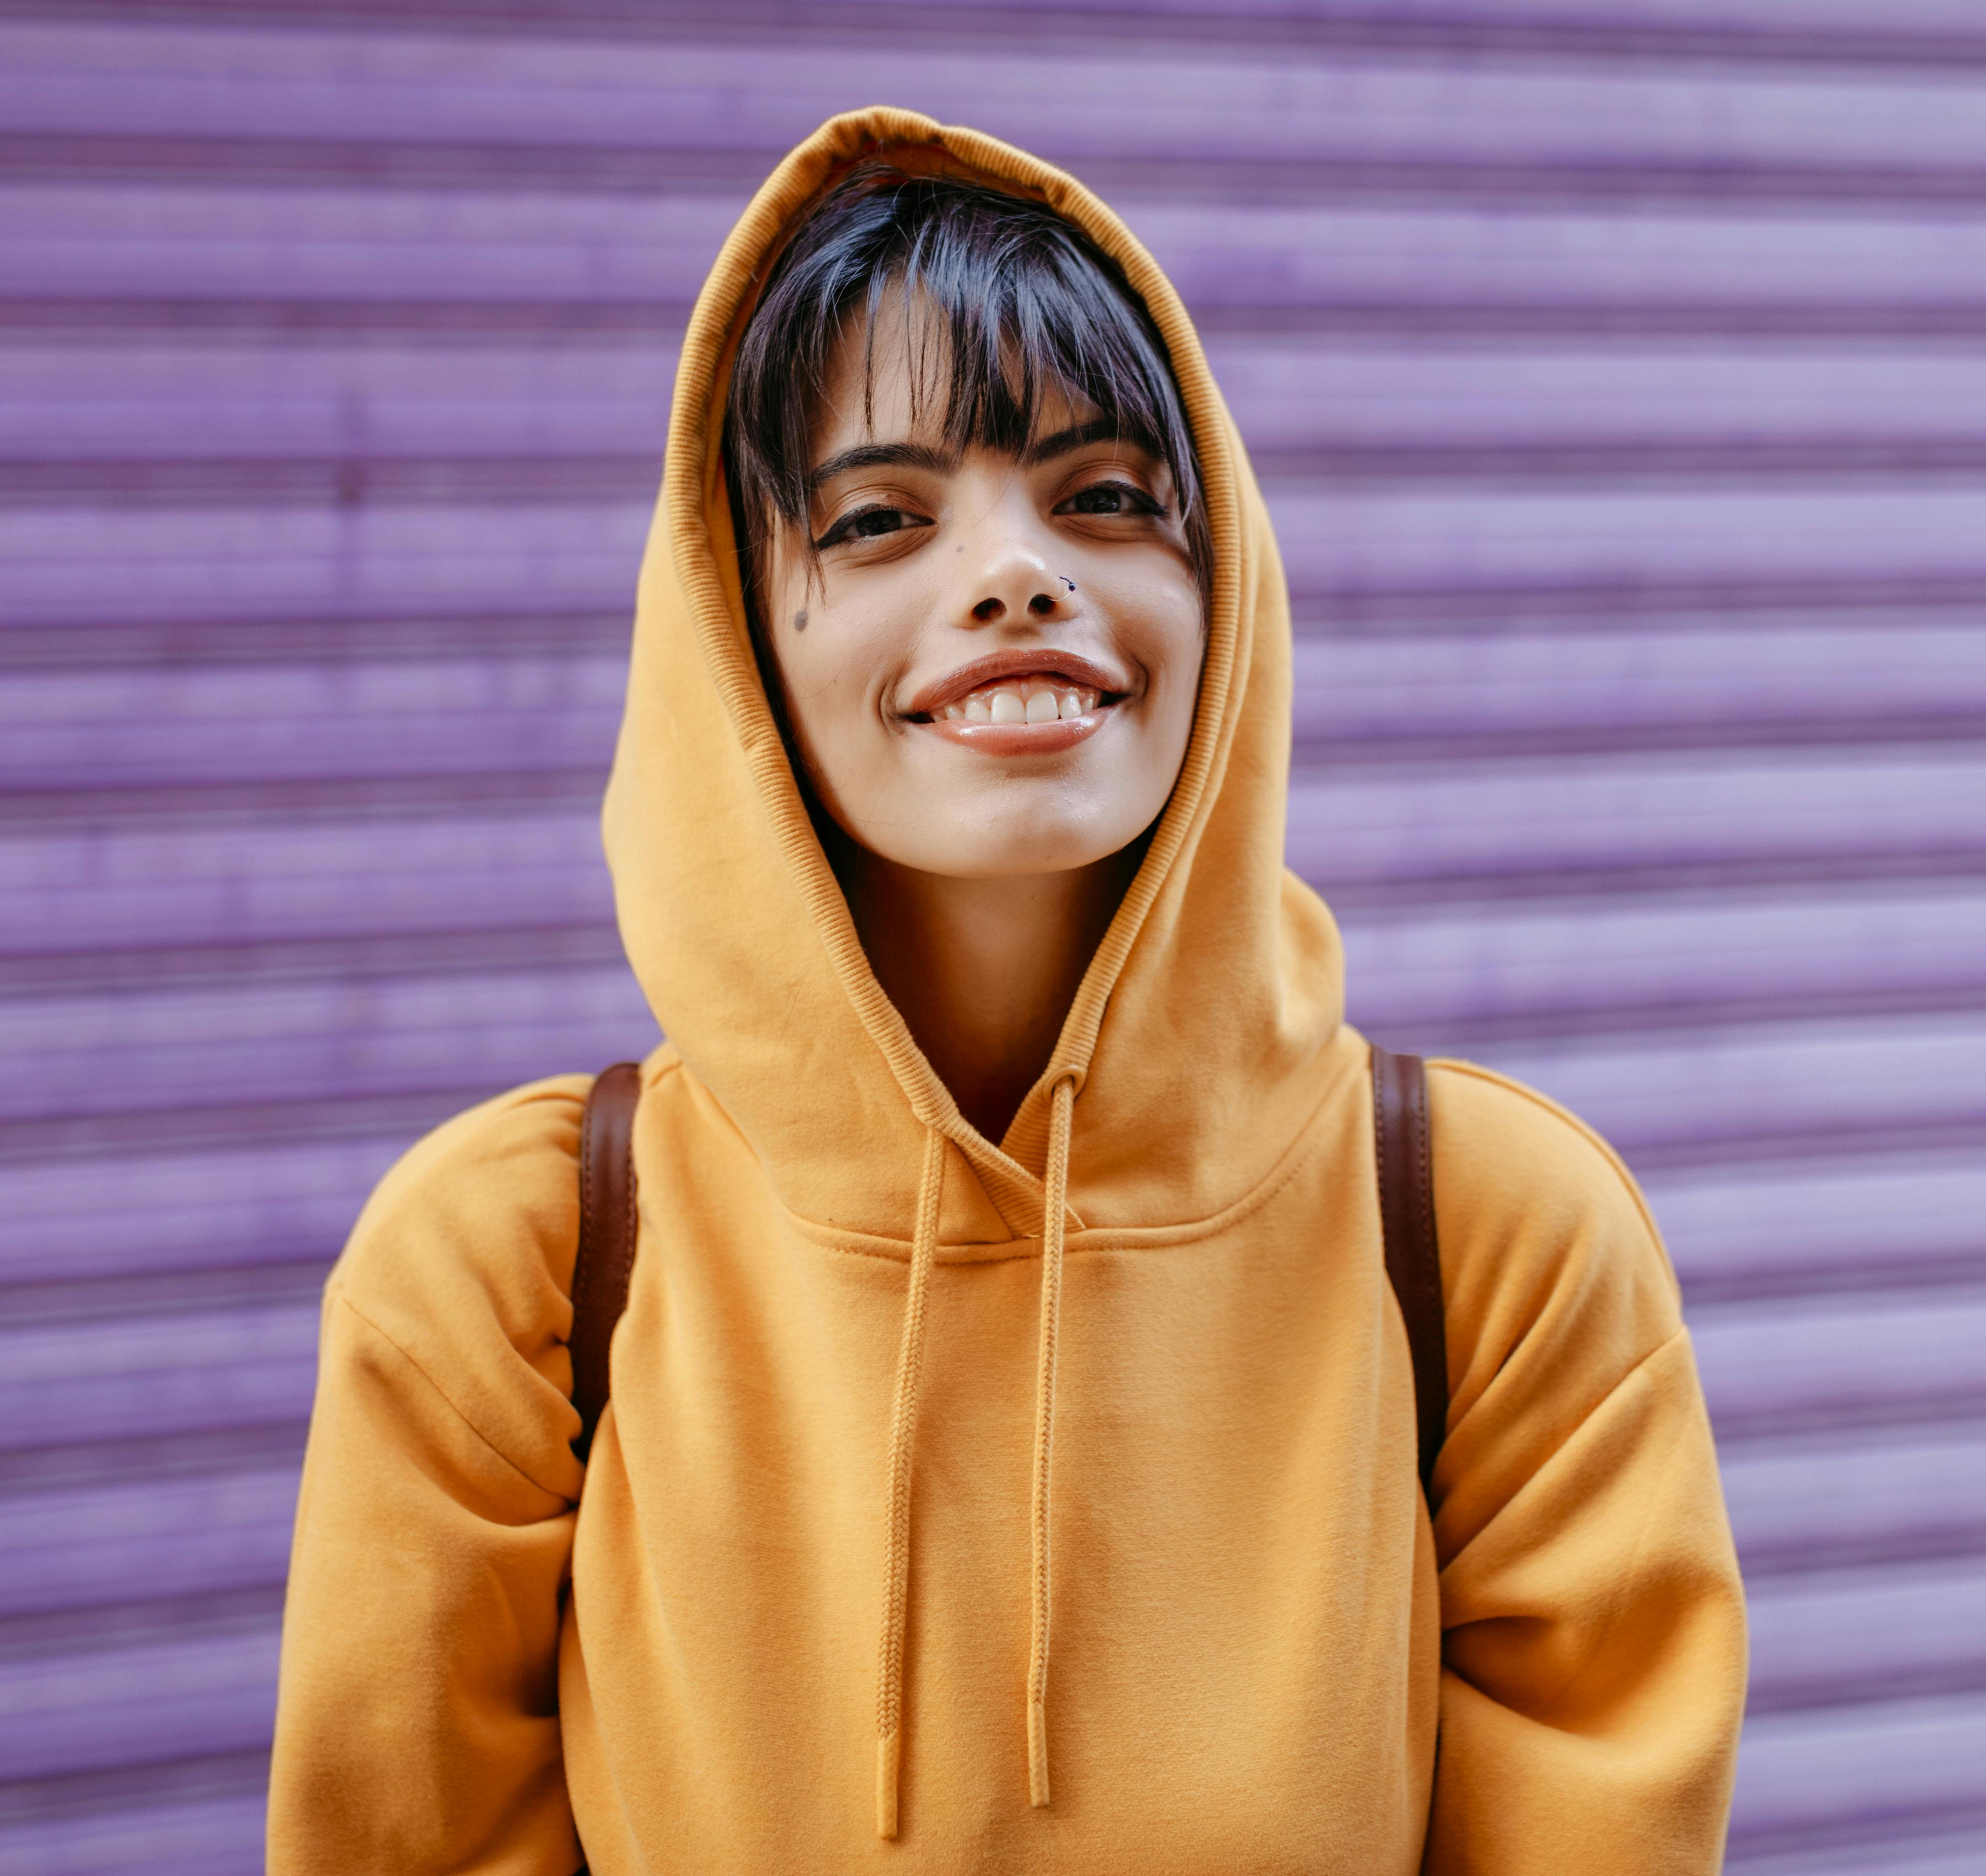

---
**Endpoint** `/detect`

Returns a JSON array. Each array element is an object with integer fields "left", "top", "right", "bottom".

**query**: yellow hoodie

[{"left": 269, "top": 110, "right": 1745, "bottom": 1875}]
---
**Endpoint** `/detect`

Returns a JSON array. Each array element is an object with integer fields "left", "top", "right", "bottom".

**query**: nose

[{"left": 963, "top": 548, "right": 1075, "bottom": 628}]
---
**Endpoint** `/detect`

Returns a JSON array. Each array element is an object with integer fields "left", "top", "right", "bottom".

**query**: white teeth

[{"left": 938, "top": 678, "right": 1104, "bottom": 726}]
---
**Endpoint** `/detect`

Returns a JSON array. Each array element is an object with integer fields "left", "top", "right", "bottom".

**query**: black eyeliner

[
  {"left": 813, "top": 504, "right": 927, "bottom": 550},
  {"left": 1059, "top": 478, "right": 1165, "bottom": 516}
]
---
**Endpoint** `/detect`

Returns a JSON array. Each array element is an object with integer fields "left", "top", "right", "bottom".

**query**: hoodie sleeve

[
  {"left": 267, "top": 1078, "right": 593, "bottom": 1876},
  {"left": 1421, "top": 1062, "right": 1746, "bottom": 1876}
]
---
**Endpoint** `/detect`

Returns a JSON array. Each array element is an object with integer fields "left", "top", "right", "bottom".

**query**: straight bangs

[{"left": 724, "top": 164, "right": 1209, "bottom": 604}]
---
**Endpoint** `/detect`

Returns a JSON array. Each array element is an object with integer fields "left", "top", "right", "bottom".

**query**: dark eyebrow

[
  {"left": 1022, "top": 417, "right": 1137, "bottom": 467},
  {"left": 804, "top": 440, "right": 956, "bottom": 494}
]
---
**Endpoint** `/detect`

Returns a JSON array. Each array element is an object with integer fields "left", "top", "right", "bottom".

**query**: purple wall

[{"left": 4, "top": 5, "right": 1984, "bottom": 1870}]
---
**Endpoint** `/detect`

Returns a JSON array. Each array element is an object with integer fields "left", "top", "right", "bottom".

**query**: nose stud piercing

[{"left": 1002, "top": 579, "right": 1080, "bottom": 622}]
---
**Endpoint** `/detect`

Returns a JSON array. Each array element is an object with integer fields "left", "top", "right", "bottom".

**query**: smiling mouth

[
  {"left": 904, "top": 663, "right": 1122, "bottom": 755},
  {"left": 929, "top": 674, "right": 1102, "bottom": 725},
  {"left": 903, "top": 648, "right": 1125, "bottom": 739}
]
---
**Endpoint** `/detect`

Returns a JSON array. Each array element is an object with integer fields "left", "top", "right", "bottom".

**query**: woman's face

[{"left": 759, "top": 302, "right": 1205, "bottom": 882}]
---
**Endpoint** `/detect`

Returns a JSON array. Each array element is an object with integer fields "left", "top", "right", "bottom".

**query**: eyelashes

[
  {"left": 1055, "top": 479, "right": 1164, "bottom": 518},
  {"left": 813, "top": 476, "right": 1167, "bottom": 550},
  {"left": 810, "top": 505, "right": 925, "bottom": 548},
  {"left": 811, "top": 503, "right": 932, "bottom": 551}
]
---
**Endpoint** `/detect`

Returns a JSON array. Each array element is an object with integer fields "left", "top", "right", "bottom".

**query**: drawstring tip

[
  {"left": 1028, "top": 1700, "right": 1051, "bottom": 1808},
  {"left": 876, "top": 1730, "right": 902, "bottom": 1839}
]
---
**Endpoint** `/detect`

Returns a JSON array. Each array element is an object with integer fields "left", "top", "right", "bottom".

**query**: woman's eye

[
  {"left": 1059, "top": 481, "right": 1158, "bottom": 518},
  {"left": 815, "top": 504, "right": 925, "bottom": 549}
]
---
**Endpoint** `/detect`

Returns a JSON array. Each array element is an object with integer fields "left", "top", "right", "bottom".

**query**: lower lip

[{"left": 919, "top": 711, "right": 1107, "bottom": 755}]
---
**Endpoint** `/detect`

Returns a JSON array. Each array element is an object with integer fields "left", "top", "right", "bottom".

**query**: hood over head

[
  {"left": 601, "top": 107, "right": 1353, "bottom": 1836},
  {"left": 606, "top": 106, "right": 1344, "bottom": 1236}
]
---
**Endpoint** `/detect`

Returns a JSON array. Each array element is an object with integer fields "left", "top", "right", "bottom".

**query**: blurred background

[{"left": 3, "top": 2, "right": 1984, "bottom": 1870}]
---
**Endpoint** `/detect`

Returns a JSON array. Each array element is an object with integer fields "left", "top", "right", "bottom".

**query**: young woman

[{"left": 269, "top": 110, "right": 1744, "bottom": 1874}]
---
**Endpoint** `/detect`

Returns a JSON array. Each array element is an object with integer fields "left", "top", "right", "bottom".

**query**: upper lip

[{"left": 903, "top": 647, "right": 1127, "bottom": 718}]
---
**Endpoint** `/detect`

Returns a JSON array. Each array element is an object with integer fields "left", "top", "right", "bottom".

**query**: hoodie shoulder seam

[
  {"left": 1441, "top": 1320, "right": 1697, "bottom": 1659},
  {"left": 329, "top": 1287, "right": 576, "bottom": 1505}
]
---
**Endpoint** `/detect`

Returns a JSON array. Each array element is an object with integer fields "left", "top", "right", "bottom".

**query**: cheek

[
  {"left": 770, "top": 631, "right": 861, "bottom": 772},
  {"left": 762, "top": 584, "right": 908, "bottom": 781},
  {"left": 1119, "top": 568, "right": 1207, "bottom": 720}
]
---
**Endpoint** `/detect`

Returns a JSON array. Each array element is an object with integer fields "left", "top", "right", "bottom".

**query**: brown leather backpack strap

[
  {"left": 1372, "top": 1045, "right": 1448, "bottom": 1496},
  {"left": 570, "top": 1061, "right": 643, "bottom": 1462}
]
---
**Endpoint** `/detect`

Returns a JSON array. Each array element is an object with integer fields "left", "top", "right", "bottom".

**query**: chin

[{"left": 879, "top": 809, "right": 1131, "bottom": 882}]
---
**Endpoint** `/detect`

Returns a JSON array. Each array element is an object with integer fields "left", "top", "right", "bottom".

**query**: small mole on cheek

[{"left": 792, "top": 609, "right": 807, "bottom": 633}]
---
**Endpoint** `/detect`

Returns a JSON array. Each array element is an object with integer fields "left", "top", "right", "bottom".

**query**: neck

[{"left": 840, "top": 845, "right": 1136, "bottom": 1144}]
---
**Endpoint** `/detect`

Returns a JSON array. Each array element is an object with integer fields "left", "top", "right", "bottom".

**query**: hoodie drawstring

[
  {"left": 874, "top": 1074, "right": 1080, "bottom": 1838},
  {"left": 877, "top": 1124, "right": 945, "bottom": 1839},
  {"left": 1028, "top": 1073, "right": 1077, "bottom": 1808}
]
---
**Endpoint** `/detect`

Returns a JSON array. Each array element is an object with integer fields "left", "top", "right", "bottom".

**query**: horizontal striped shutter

[{"left": 3, "top": 6, "right": 1982, "bottom": 1870}]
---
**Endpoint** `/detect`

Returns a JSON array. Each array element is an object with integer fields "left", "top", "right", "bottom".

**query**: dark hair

[{"left": 722, "top": 164, "right": 1210, "bottom": 611}]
